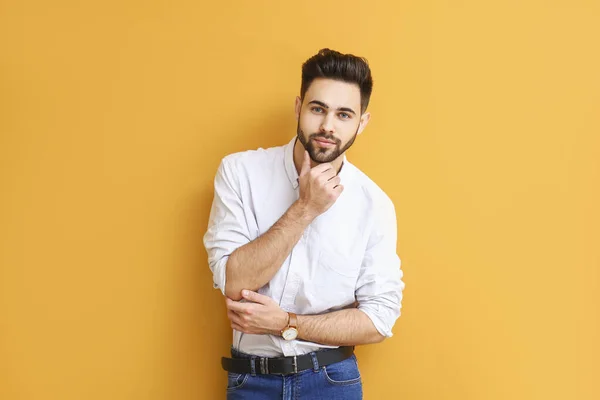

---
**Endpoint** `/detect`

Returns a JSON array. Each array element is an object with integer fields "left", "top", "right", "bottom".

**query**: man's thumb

[{"left": 300, "top": 150, "right": 311, "bottom": 177}]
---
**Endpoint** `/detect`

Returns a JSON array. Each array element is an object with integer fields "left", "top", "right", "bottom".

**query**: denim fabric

[{"left": 226, "top": 348, "right": 363, "bottom": 400}]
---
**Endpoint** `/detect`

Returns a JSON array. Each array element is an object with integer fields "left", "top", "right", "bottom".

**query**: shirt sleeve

[
  {"left": 356, "top": 198, "right": 405, "bottom": 337},
  {"left": 203, "top": 157, "right": 252, "bottom": 295}
]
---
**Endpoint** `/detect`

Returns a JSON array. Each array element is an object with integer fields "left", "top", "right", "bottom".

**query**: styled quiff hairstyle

[{"left": 300, "top": 48, "right": 373, "bottom": 114}]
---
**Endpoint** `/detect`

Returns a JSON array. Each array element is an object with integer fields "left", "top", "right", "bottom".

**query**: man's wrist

[
  {"left": 292, "top": 200, "right": 317, "bottom": 223},
  {"left": 274, "top": 310, "right": 290, "bottom": 336}
]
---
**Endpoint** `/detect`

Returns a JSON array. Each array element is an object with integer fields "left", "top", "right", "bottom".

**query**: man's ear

[
  {"left": 295, "top": 96, "right": 302, "bottom": 121},
  {"left": 357, "top": 112, "right": 371, "bottom": 135}
]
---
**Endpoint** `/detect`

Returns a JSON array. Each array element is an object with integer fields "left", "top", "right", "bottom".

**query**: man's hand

[
  {"left": 226, "top": 290, "right": 289, "bottom": 336},
  {"left": 297, "top": 150, "right": 343, "bottom": 218}
]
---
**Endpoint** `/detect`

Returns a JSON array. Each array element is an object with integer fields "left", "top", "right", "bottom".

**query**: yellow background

[{"left": 1, "top": 1, "right": 598, "bottom": 399}]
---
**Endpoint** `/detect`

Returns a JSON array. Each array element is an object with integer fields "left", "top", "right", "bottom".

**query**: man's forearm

[
  {"left": 225, "top": 200, "right": 313, "bottom": 300},
  {"left": 296, "top": 309, "right": 385, "bottom": 346}
]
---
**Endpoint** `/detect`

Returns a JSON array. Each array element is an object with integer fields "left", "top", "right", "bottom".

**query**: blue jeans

[{"left": 226, "top": 348, "right": 363, "bottom": 400}]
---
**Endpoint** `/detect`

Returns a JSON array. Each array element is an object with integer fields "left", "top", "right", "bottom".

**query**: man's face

[{"left": 295, "top": 78, "right": 370, "bottom": 164}]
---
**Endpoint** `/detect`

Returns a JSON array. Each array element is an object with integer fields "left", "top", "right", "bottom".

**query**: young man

[{"left": 203, "top": 48, "right": 405, "bottom": 399}]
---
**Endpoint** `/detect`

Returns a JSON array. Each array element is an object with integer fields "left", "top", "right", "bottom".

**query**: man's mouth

[{"left": 313, "top": 137, "right": 336, "bottom": 147}]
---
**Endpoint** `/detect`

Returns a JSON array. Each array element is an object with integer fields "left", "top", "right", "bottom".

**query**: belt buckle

[
  {"left": 292, "top": 355, "right": 298, "bottom": 374},
  {"left": 259, "top": 357, "right": 269, "bottom": 374}
]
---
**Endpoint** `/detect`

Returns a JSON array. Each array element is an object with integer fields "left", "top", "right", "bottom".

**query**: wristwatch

[{"left": 281, "top": 312, "right": 298, "bottom": 341}]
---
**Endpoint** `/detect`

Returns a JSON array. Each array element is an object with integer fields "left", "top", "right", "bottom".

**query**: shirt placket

[{"left": 278, "top": 224, "right": 311, "bottom": 356}]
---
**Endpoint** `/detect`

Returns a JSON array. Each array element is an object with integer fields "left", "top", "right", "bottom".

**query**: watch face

[{"left": 282, "top": 328, "right": 298, "bottom": 341}]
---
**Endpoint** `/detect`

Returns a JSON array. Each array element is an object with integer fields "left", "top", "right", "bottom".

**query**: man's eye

[
  {"left": 312, "top": 107, "right": 323, "bottom": 113},
  {"left": 339, "top": 113, "right": 350, "bottom": 119}
]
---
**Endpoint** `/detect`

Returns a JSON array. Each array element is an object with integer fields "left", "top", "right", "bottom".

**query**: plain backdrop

[{"left": 1, "top": 1, "right": 598, "bottom": 399}]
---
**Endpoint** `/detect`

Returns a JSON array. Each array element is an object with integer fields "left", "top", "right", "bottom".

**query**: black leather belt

[{"left": 222, "top": 346, "right": 354, "bottom": 375}]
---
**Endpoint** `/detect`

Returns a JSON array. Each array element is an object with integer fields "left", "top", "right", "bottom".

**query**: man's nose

[{"left": 320, "top": 113, "right": 335, "bottom": 134}]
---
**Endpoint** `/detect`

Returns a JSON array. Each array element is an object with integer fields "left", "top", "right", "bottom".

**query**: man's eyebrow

[{"left": 308, "top": 100, "right": 357, "bottom": 116}]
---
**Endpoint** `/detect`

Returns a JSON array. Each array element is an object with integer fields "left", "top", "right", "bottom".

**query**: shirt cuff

[
  {"left": 357, "top": 304, "right": 397, "bottom": 338},
  {"left": 212, "top": 257, "right": 228, "bottom": 296}
]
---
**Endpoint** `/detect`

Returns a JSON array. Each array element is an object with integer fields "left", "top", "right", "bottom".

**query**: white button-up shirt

[{"left": 203, "top": 136, "right": 405, "bottom": 357}]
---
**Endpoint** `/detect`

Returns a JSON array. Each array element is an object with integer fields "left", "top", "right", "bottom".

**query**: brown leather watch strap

[
  {"left": 280, "top": 313, "right": 291, "bottom": 335},
  {"left": 288, "top": 312, "right": 297, "bottom": 328}
]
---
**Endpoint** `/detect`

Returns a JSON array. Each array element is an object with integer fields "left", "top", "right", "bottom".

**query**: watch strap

[{"left": 288, "top": 312, "right": 297, "bottom": 329}]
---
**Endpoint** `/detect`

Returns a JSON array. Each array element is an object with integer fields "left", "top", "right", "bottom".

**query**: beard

[{"left": 296, "top": 122, "right": 359, "bottom": 164}]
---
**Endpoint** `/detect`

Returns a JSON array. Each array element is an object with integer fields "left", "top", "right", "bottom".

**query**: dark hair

[{"left": 300, "top": 48, "right": 373, "bottom": 114}]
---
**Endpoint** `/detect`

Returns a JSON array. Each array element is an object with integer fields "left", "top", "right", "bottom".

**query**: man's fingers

[
  {"left": 326, "top": 176, "right": 341, "bottom": 187},
  {"left": 333, "top": 184, "right": 344, "bottom": 194},
  {"left": 311, "top": 162, "right": 334, "bottom": 175},
  {"left": 226, "top": 298, "right": 251, "bottom": 313},
  {"left": 227, "top": 309, "right": 243, "bottom": 325},
  {"left": 241, "top": 290, "right": 271, "bottom": 305},
  {"left": 300, "top": 151, "right": 311, "bottom": 177},
  {"left": 322, "top": 169, "right": 337, "bottom": 182},
  {"left": 228, "top": 309, "right": 252, "bottom": 333}
]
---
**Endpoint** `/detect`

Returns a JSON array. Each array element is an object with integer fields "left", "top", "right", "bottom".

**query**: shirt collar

[
  {"left": 283, "top": 136, "right": 351, "bottom": 190},
  {"left": 284, "top": 136, "right": 300, "bottom": 189}
]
